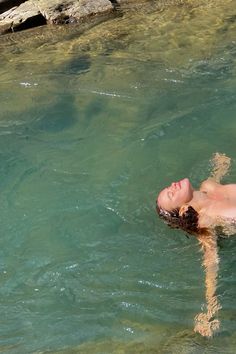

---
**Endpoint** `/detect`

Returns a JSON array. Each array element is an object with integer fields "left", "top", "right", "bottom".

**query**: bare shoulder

[
  {"left": 199, "top": 205, "right": 236, "bottom": 231},
  {"left": 200, "top": 179, "right": 220, "bottom": 193}
]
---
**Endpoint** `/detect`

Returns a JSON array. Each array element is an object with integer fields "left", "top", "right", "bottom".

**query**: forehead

[{"left": 157, "top": 188, "right": 169, "bottom": 207}]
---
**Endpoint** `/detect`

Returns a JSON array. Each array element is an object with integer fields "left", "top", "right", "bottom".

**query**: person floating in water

[{"left": 156, "top": 153, "right": 234, "bottom": 338}]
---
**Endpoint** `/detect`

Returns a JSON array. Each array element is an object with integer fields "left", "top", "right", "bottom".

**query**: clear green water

[{"left": 1, "top": 1, "right": 236, "bottom": 353}]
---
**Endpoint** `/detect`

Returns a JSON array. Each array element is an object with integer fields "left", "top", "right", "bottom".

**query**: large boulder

[
  {"left": 0, "top": 0, "right": 114, "bottom": 34},
  {"left": 0, "top": 0, "right": 27, "bottom": 14},
  {"left": 38, "top": 0, "right": 114, "bottom": 24},
  {"left": 0, "top": 1, "right": 45, "bottom": 33}
]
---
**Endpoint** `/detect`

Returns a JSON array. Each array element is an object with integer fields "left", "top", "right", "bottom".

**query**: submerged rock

[{"left": 0, "top": 0, "right": 114, "bottom": 34}]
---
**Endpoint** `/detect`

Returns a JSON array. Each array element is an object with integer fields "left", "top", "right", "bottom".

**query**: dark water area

[{"left": 0, "top": 0, "right": 236, "bottom": 353}]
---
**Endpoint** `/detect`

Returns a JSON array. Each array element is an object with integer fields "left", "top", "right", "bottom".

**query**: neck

[{"left": 189, "top": 190, "right": 209, "bottom": 213}]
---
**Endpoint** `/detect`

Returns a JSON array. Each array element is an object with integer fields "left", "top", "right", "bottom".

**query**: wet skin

[
  {"left": 157, "top": 178, "right": 236, "bottom": 224},
  {"left": 157, "top": 178, "right": 194, "bottom": 211},
  {"left": 156, "top": 154, "right": 236, "bottom": 338}
]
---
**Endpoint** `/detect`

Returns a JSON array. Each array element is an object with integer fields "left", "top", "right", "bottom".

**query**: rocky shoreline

[{"left": 0, "top": 0, "right": 153, "bottom": 35}]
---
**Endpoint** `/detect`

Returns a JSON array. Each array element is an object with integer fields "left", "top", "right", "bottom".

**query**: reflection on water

[{"left": 0, "top": 0, "right": 236, "bottom": 353}]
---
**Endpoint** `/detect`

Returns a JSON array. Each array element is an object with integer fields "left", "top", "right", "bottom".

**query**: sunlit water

[{"left": 0, "top": 1, "right": 236, "bottom": 353}]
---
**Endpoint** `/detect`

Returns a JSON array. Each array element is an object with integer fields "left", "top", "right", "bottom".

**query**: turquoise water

[{"left": 1, "top": 1, "right": 236, "bottom": 353}]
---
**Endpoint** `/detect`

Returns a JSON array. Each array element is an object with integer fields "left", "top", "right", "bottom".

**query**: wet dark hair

[{"left": 156, "top": 203, "right": 209, "bottom": 236}]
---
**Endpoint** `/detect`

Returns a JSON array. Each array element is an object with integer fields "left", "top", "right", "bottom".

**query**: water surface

[{"left": 0, "top": 1, "right": 236, "bottom": 353}]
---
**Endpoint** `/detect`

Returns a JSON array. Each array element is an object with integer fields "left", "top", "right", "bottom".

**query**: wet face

[{"left": 157, "top": 178, "right": 194, "bottom": 211}]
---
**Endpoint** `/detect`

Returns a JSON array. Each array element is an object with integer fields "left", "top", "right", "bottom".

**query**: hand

[
  {"left": 194, "top": 312, "right": 220, "bottom": 337},
  {"left": 211, "top": 152, "right": 231, "bottom": 182}
]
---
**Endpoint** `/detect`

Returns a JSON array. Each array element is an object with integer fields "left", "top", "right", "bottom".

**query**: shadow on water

[
  {"left": 63, "top": 55, "right": 91, "bottom": 75},
  {"left": 32, "top": 94, "right": 77, "bottom": 133},
  {"left": 30, "top": 55, "right": 92, "bottom": 133}
]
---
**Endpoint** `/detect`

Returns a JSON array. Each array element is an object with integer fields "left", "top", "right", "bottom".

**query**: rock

[
  {"left": 0, "top": 0, "right": 26, "bottom": 14},
  {"left": 112, "top": 0, "right": 148, "bottom": 6},
  {"left": 38, "top": 0, "right": 114, "bottom": 24},
  {"left": 0, "top": 1, "right": 45, "bottom": 33},
  {"left": 0, "top": 0, "right": 114, "bottom": 34}
]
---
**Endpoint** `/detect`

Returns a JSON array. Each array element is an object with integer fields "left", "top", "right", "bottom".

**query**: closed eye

[{"left": 167, "top": 191, "right": 173, "bottom": 200}]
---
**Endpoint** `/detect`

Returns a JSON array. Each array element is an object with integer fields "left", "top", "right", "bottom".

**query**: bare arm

[
  {"left": 210, "top": 152, "right": 231, "bottom": 183},
  {"left": 194, "top": 233, "right": 221, "bottom": 337}
]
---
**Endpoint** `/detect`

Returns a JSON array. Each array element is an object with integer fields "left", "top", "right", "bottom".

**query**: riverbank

[{"left": 0, "top": 0, "right": 196, "bottom": 35}]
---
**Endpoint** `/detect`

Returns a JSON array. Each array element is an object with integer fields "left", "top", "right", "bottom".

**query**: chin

[{"left": 181, "top": 178, "right": 189, "bottom": 185}]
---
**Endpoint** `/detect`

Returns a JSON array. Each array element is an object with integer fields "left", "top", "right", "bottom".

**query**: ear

[{"left": 179, "top": 204, "right": 189, "bottom": 216}]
